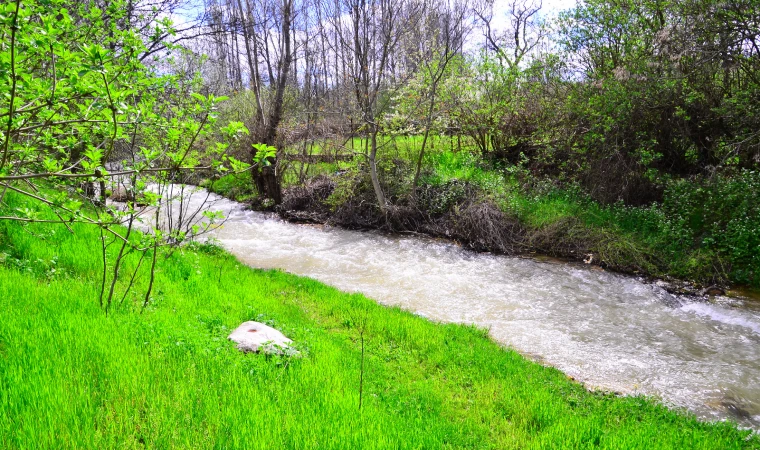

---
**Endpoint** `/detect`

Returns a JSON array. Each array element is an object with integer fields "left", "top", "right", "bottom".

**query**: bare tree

[
  {"left": 474, "top": 0, "right": 546, "bottom": 69},
  {"left": 202, "top": 0, "right": 297, "bottom": 203},
  {"left": 329, "top": 0, "right": 417, "bottom": 210},
  {"left": 411, "top": 0, "right": 469, "bottom": 188},
  {"left": 225, "top": 0, "right": 296, "bottom": 204}
]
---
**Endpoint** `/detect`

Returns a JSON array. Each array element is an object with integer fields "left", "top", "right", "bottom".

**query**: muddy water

[{"left": 145, "top": 186, "right": 760, "bottom": 428}]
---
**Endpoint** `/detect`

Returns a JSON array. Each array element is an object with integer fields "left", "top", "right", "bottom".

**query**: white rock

[{"left": 228, "top": 321, "right": 296, "bottom": 355}]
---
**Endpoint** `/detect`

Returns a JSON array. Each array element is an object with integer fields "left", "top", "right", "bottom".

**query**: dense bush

[{"left": 661, "top": 171, "right": 760, "bottom": 284}]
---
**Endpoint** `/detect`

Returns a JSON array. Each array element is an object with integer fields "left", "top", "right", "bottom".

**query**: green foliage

[
  {"left": 0, "top": 0, "right": 246, "bottom": 227},
  {"left": 205, "top": 172, "right": 257, "bottom": 202},
  {"left": 325, "top": 166, "right": 365, "bottom": 210},
  {"left": 415, "top": 180, "right": 469, "bottom": 216},
  {"left": 660, "top": 171, "right": 760, "bottom": 284},
  {"left": 252, "top": 143, "right": 277, "bottom": 166},
  {"left": 546, "top": 0, "right": 760, "bottom": 203}
]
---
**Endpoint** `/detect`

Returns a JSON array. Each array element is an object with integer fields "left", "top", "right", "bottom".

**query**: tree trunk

[
  {"left": 249, "top": 0, "right": 293, "bottom": 206},
  {"left": 368, "top": 128, "right": 386, "bottom": 209}
]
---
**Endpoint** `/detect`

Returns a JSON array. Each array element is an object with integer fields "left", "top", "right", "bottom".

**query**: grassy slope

[{"left": 2, "top": 195, "right": 757, "bottom": 449}]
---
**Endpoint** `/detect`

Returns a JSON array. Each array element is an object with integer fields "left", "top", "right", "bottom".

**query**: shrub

[{"left": 661, "top": 170, "right": 760, "bottom": 285}]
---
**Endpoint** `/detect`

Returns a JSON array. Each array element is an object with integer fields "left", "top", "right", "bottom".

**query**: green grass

[
  {"left": 202, "top": 173, "right": 257, "bottom": 202},
  {"left": 279, "top": 134, "right": 458, "bottom": 188},
  {"left": 0, "top": 193, "right": 758, "bottom": 449}
]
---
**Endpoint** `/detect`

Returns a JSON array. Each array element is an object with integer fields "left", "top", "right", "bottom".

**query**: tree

[
  {"left": 554, "top": 0, "right": 760, "bottom": 203},
  {"left": 474, "top": 0, "right": 547, "bottom": 70},
  {"left": 389, "top": 1, "right": 468, "bottom": 188},
  {"left": 329, "top": 0, "right": 418, "bottom": 210},
  {"left": 0, "top": 0, "right": 250, "bottom": 312},
  {"left": 213, "top": 0, "right": 297, "bottom": 205}
]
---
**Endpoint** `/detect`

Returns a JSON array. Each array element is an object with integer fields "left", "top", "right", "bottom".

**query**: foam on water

[{"left": 680, "top": 302, "right": 760, "bottom": 336}]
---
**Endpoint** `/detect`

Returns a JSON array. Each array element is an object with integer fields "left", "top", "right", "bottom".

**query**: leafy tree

[
  {"left": 0, "top": 0, "right": 249, "bottom": 311},
  {"left": 550, "top": 0, "right": 760, "bottom": 203}
]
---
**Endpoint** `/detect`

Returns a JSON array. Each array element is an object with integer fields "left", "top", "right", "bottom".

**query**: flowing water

[{"left": 138, "top": 186, "right": 760, "bottom": 429}]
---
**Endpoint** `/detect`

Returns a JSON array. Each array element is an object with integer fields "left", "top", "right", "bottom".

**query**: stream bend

[{"left": 145, "top": 186, "right": 760, "bottom": 429}]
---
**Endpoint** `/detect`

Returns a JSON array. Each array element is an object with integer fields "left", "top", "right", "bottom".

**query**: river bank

[
  {"left": 1, "top": 190, "right": 759, "bottom": 448},
  {"left": 206, "top": 172, "right": 755, "bottom": 300}
]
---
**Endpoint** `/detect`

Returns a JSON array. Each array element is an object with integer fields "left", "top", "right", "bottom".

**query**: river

[{"left": 139, "top": 185, "right": 760, "bottom": 429}]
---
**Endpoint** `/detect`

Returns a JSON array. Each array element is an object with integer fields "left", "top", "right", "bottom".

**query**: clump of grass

[
  {"left": 204, "top": 173, "right": 257, "bottom": 202},
  {"left": 0, "top": 191, "right": 757, "bottom": 448}
]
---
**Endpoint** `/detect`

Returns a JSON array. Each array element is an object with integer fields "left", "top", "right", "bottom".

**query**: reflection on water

[{"left": 142, "top": 187, "right": 760, "bottom": 429}]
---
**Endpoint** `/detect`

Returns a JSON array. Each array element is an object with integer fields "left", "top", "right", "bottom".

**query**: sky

[
  {"left": 167, "top": 0, "right": 581, "bottom": 65},
  {"left": 494, "top": 0, "right": 578, "bottom": 16},
  {"left": 490, "top": 0, "right": 578, "bottom": 29},
  {"left": 174, "top": 0, "right": 581, "bottom": 30},
  {"left": 467, "top": 0, "right": 578, "bottom": 55}
]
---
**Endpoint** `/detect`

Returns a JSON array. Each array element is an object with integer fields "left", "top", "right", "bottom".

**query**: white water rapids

[{"left": 134, "top": 185, "right": 760, "bottom": 429}]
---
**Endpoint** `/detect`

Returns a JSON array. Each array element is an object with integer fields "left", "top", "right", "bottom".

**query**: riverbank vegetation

[
  {"left": 192, "top": 0, "right": 760, "bottom": 288},
  {"left": 1, "top": 191, "right": 758, "bottom": 448},
  {"left": 209, "top": 147, "right": 760, "bottom": 288}
]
